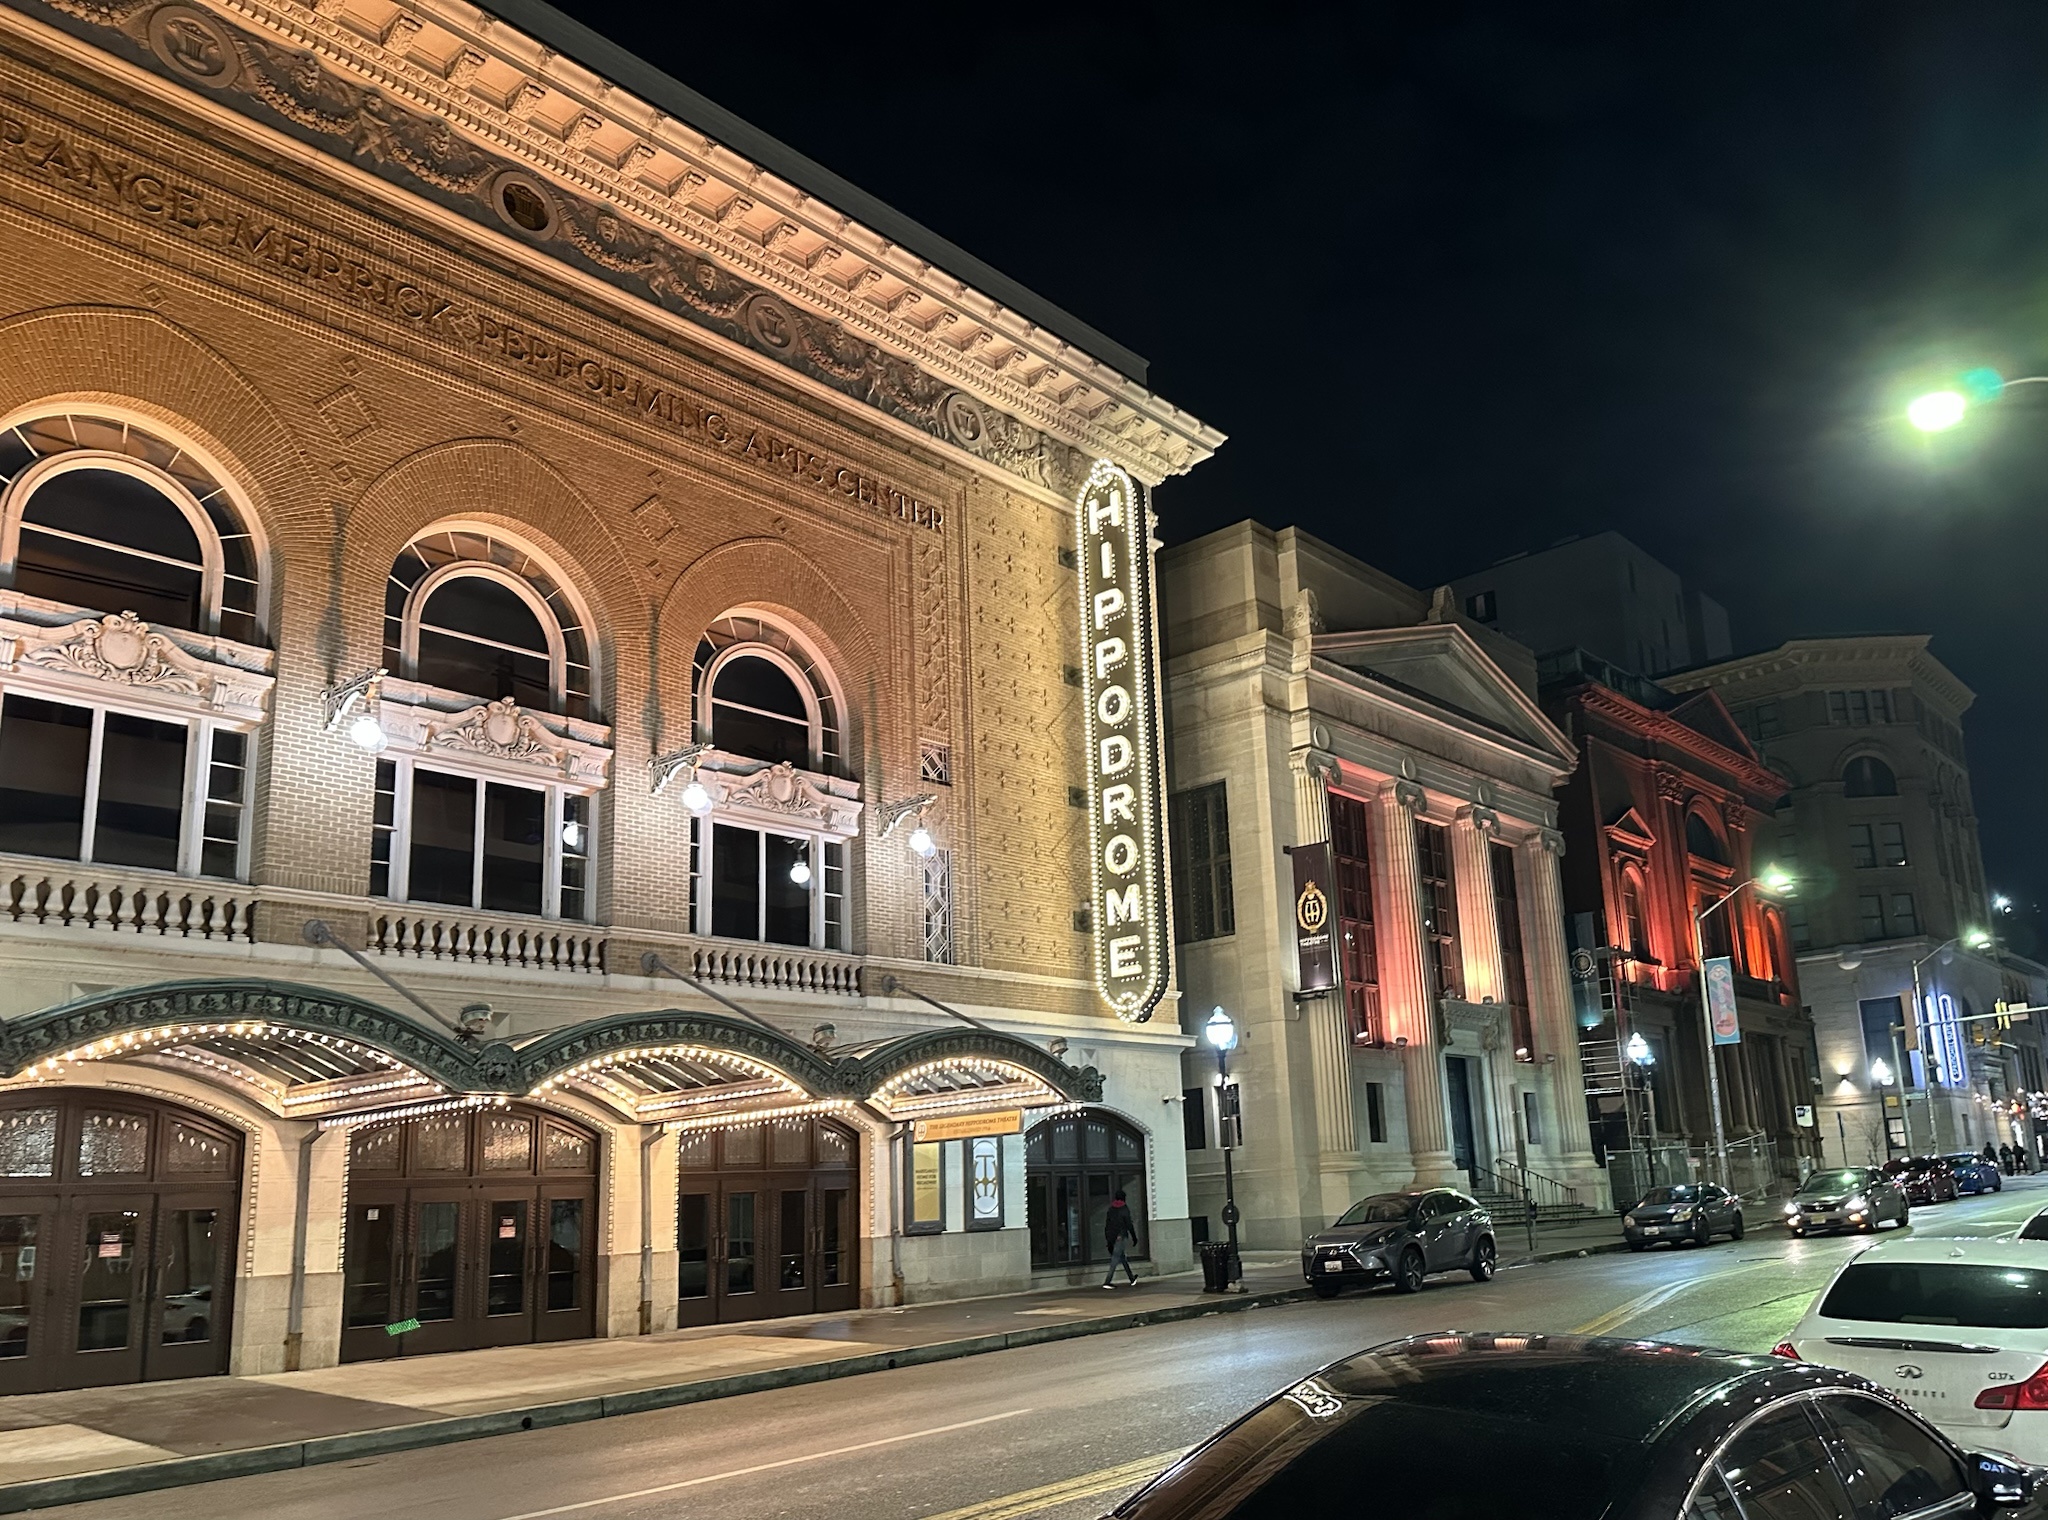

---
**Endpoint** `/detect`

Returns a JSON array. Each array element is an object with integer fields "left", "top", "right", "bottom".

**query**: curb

[{"left": 0, "top": 1283, "right": 1312, "bottom": 1513}]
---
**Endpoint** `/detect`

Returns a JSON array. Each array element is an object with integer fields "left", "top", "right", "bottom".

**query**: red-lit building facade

[{"left": 1547, "top": 670, "right": 1815, "bottom": 1192}]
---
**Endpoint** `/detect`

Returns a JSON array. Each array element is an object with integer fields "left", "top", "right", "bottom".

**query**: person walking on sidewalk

[
  {"left": 1102, "top": 1189, "right": 1139, "bottom": 1288},
  {"left": 2002, "top": 1143, "right": 2018, "bottom": 1176}
]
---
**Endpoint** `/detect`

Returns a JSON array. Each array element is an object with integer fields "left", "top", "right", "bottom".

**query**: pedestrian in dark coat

[
  {"left": 2001, "top": 1143, "right": 2017, "bottom": 1175},
  {"left": 1101, "top": 1190, "right": 1139, "bottom": 1288},
  {"left": 1984, "top": 1142, "right": 2000, "bottom": 1168}
]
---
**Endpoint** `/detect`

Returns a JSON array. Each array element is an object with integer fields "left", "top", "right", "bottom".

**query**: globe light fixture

[
  {"left": 908, "top": 825, "right": 936, "bottom": 859},
  {"left": 1626, "top": 1031, "right": 1653, "bottom": 1065},
  {"left": 1870, "top": 1057, "right": 1894, "bottom": 1088},
  {"left": 789, "top": 848, "right": 812, "bottom": 886},
  {"left": 560, "top": 819, "right": 585, "bottom": 851},
  {"left": 1757, "top": 865, "right": 1796, "bottom": 898},
  {"left": 1907, "top": 390, "right": 1968, "bottom": 432},
  {"left": 1205, "top": 1006, "right": 1238, "bottom": 1052},
  {"left": 1965, "top": 927, "right": 1993, "bottom": 950},
  {"left": 347, "top": 712, "right": 387, "bottom": 752},
  {"left": 1995, "top": 894, "right": 2013, "bottom": 914},
  {"left": 680, "top": 779, "right": 711, "bottom": 815}
]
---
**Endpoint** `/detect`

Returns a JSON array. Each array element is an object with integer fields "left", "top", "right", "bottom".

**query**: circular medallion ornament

[
  {"left": 482, "top": 706, "right": 521, "bottom": 748},
  {"left": 744, "top": 296, "right": 797, "bottom": 353},
  {"left": 940, "top": 391, "right": 986, "bottom": 446},
  {"left": 147, "top": 5, "right": 241, "bottom": 88},
  {"left": 487, "top": 170, "right": 558, "bottom": 239}
]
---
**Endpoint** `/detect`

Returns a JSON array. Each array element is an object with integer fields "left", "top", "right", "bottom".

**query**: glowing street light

[
  {"left": 1908, "top": 390, "right": 1968, "bottom": 432},
  {"left": 1870, "top": 1057, "right": 1893, "bottom": 1088},
  {"left": 1965, "top": 926, "right": 1994, "bottom": 950},
  {"left": 1995, "top": 894, "right": 2014, "bottom": 914},
  {"left": 1757, "top": 864, "right": 1797, "bottom": 899}
]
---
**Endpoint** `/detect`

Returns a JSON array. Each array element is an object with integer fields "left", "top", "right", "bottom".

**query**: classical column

[
  {"left": 1292, "top": 749, "right": 1359, "bottom": 1169},
  {"left": 1521, "top": 828, "right": 1601, "bottom": 1182},
  {"left": 1450, "top": 805, "right": 1504, "bottom": 1005},
  {"left": 1376, "top": 778, "right": 1459, "bottom": 1186}
]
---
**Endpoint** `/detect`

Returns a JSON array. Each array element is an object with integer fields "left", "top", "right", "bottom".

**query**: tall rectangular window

[
  {"left": 0, "top": 691, "right": 247, "bottom": 879},
  {"left": 1416, "top": 820, "right": 1464, "bottom": 1001},
  {"left": 1181, "top": 1087, "right": 1207, "bottom": 1151},
  {"left": 1330, "top": 794, "right": 1380, "bottom": 1044},
  {"left": 1490, "top": 842, "right": 1534, "bottom": 1057},
  {"left": 705, "top": 821, "right": 830, "bottom": 947},
  {"left": 922, "top": 848, "right": 952, "bottom": 963},
  {"left": 1848, "top": 690, "right": 1870, "bottom": 726},
  {"left": 1890, "top": 892, "right": 1919, "bottom": 936},
  {"left": 1858, "top": 893, "right": 1887, "bottom": 941},
  {"left": 1876, "top": 821, "right": 1908, "bottom": 866},
  {"left": 1756, "top": 702, "right": 1783, "bottom": 739},
  {"left": 824, "top": 841, "right": 846, "bottom": 952},
  {"left": 1829, "top": 691, "right": 1849, "bottom": 725},
  {"left": 1364, "top": 1081, "right": 1387, "bottom": 1144},
  {"left": 1848, "top": 823, "right": 1876, "bottom": 868},
  {"left": 370, "top": 759, "right": 591, "bottom": 919},
  {"left": 1787, "top": 900, "right": 1813, "bottom": 951},
  {"left": 1169, "top": 782, "right": 1234, "bottom": 943}
]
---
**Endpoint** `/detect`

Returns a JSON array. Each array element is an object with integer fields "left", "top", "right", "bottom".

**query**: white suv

[{"left": 1779, "top": 1237, "right": 2048, "bottom": 1465}]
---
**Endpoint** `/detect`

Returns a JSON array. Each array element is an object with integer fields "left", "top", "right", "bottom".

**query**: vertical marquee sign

[{"left": 1077, "top": 460, "right": 1169, "bottom": 1020}]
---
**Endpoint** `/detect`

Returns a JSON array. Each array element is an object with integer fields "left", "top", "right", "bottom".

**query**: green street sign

[{"left": 384, "top": 1317, "right": 421, "bottom": 1337}]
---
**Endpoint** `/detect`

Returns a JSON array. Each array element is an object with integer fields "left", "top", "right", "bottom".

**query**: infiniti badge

[{"left": 1896, "top": 1365, "right": 1925, "bottom": 1380}]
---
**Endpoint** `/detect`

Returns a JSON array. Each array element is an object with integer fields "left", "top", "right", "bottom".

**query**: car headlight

[
  {"left": 1623, "top": 1214, "right": 1639, "bottom": 1227},
  {"left": 1847, "top": 1195, "right": 1870, "bottom": 1212},
  {"left": 1671, "top": 1205, "right": 1696, "bottom": 1221},
  {"left": 1784, "top": 1201, "right": 1801, "bottom": 1215}
]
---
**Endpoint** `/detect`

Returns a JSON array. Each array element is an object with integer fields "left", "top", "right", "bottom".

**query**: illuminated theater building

[{"left": 0, "top": 0, "right": 1219, "bottom": 1389}]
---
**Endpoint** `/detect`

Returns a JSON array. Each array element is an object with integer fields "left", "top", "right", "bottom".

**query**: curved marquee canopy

[{"left": 0, "top": 980, "right": 1104, "bottom": 1126}]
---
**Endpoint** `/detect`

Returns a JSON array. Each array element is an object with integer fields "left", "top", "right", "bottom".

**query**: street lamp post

[
  {"left": 1205, "top": 1007, "right": 1242, "bottom": 1290},
  {"left": 1902, "top": 928, "right": 1995, "bottom": 1154},
  {"left": 1871, "top": 1058, "right": 1899, "bottom": 1157},
  {"left": 1692, "top": 867, "right": 1795, "bottom": 1190}
]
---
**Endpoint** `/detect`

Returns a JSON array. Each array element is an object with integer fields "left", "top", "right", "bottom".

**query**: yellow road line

[
  {"left": 920, "top": 1449, "right": 1187, "bottom": 1520},
  {"left": 1572, "top": 1262, "right": 1772, "bottom": 1337}
]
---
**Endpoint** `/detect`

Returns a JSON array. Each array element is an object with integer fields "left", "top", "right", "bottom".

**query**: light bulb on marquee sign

[{"left": 1075, "top": 459, "right": 1168, "bottom": 1021}]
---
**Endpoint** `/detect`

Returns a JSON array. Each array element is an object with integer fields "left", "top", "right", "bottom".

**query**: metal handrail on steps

[{"left": 1472, "top": 1160, "right": 1583, "bottom": 1213}]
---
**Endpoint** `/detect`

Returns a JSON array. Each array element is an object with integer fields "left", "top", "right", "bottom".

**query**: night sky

[{"left": 559, "top": 2, "right": 2048, "bottom": 952}]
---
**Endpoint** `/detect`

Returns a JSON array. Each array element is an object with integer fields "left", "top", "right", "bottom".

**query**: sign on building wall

[
  {"left": 1926, "top": 993, "right": 1970, "bottom": 1088},
  {"left": 914, "top": 1110, "right": 1022, "bottom": 1142},
  {"left": 1705, "top": 956, "right": 1740, "bottom": 1045},
  {"left": 1291, "top": 844, "right": 1337, "bottom": 994},
  {"left": 1076, "top": 460, "right": 1169, "bottom": 1020}
]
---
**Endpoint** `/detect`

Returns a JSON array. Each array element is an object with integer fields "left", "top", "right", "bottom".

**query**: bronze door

[
  {"left": 0, "top": 1095, "right": 242, "bottom": 1395},
  {"left": 340, "top": 1109, "right": 598, "bottom": 1362},
  {"left": 676, "top": 1119, "right": 858, "bottom": 1327}
]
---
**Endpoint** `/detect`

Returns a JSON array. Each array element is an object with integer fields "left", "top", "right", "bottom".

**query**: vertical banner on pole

[
  {"left": 1290, "top": 843, "right": 1337, "bottom": 994},
  {"left": 1706, "top": 956, "right": 1741, "bottom": 1045}
]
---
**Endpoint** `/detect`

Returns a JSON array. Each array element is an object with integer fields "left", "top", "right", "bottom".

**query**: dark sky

[{"left": 560, "top": 2, "right": 2048, "bottom": 949}]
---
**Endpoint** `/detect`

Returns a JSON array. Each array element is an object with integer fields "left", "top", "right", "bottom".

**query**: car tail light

[
  {"left": 1771, "top": 1341, "right": 1800, "bottom": 1360},
  {"left": 1975, "top": 1363, "right": 2048, "bottom": 1411}
]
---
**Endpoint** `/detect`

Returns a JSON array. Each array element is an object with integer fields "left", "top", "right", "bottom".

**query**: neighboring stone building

[
  {"left": 1662, "top": 637, "right": 2005, "bottom": 1164},
  {"left": 1542, "top": 666, "right": 1812, "bottom": 1195},
  {"left": 1159, "top": 524, "right": 1601, "bottom": 1250},
  {"left": 0, "top": 0, "right": 1220, "bottom": 1392}
]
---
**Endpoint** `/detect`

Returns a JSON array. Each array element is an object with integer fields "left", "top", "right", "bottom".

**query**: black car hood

[{"left": 1795, "top": 1195, "right": 1851, "bottom": 1208}]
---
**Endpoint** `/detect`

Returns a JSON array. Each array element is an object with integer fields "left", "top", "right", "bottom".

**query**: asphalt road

[{"left": 45, "top": 1179, "right": 2048, "bottom": 1520}]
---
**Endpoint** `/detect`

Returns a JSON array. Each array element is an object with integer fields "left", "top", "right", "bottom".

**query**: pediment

[
  {"left": 1604, "top": 806, "right": 1657, "bottom": 849},
  {"left": 1312, "top": 625, "right": 1574, "bottom": 765}
]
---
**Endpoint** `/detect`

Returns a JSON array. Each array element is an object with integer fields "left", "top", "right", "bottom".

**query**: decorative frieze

[
  {"left": 374, "top": 683, "right": 611, "bottom": 788},
  {"left": 687, "top": 751, "right": 862, "bottom": 840}
]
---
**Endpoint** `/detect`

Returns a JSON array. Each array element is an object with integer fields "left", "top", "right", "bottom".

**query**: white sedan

[{"left": 1778, "top": 1236, "right": 2048, "bottom": 1466}]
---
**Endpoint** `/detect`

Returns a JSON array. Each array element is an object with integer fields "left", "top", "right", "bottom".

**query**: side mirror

[{"left": 1968, "top": 1453, "right": 2034, "bottom": 1507}]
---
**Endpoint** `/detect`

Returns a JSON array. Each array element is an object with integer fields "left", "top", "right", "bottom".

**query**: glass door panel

[
  {"left": 726, "top": 1191, "right": 756, "bottom": 1296},
  {"left": 546, "top": 1199, "right": 582, "bottom": 1311},
  {"left": 816, "top": 1186, "right": 856, "bottom": 1314},
  {"left": 77, "top": 1210, "right": 141, "bottom": 1352},
  {"left": 0, "top": 1214, "right": 36, "bottom": 1362},
  {"left": 677, "top": 1190, "right": 713, "bottom": 1326},
  {"left": 158, "top": 1208, "right": 219, "bottom": 1344},
  {"left": 777, "top": 1191, "right": 806, "bottom": 1290},
  {"left": 343, "top": 1201, "right": 398, "bottom": 1329},
  {"left": 486, "top": 1201, "right": 526, "bottom": 1316},
  {"left": 414, "top": 1200, "right": 459, "bottom": 1322}
]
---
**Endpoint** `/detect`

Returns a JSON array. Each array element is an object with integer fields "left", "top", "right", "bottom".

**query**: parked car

[
  {"left": 1779, "top": 1237, "right": 2048, "bottom": 1467},
  {"left": 1622, "top": 1183, "right": 1745, "bottom": 1251},
  {"left": 1106, "top": 1332, "right": 2041, "bottom": 1519},
  {"left": 1886, "top": 1154, "right": 1963, "bottom": 1205},
  {"left": 1301, "top": 1189, "right": 1495, "bottom": 1297},
  {"left": 1951, "top": 1151, "right": 2008, "bottom": 1195},
  {"left": 1784, "top": 1166, "right": 1910, "bottom": 1236},
  {"left": 2020, "top": 1209, "right": 2048, "bottom": 1243}
]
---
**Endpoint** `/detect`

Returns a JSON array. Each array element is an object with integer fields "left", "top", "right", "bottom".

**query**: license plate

[
  {"left": 1322, "top": 1260, "right": 1344, "bottom": 1273},
  {"left": 1642, "top": 1226, "right": 1661, "bottom": 1235}
]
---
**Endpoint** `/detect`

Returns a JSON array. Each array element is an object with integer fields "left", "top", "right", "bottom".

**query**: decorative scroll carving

[
  {"left": 1392, "top": 779, "right": 1426, "bottom": 813},
  {"left": 10, "top": 610, "right": 206, "bottom": 695},
  {"left": 1655, "top": 769, "right": 1688, "bottom": 804},
  {"left": 1457, "top": 804, "right": 1500, "bottom": 835},
  {"left": 428, "top": 697, "right": 554, "bottom": 763},
  {"left": 374, "top": 687, "right": 612, "bottom": 787},
  {"left": 916, "top": 536, "right": 951, "bottom": 744},
  {"left": 719, "top": 760, "right": 860, "bottom": 835}
]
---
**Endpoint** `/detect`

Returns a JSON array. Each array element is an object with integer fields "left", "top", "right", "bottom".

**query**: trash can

[{"left": 1199, "top": 1239, "right": 1238, "bottom": 1293}]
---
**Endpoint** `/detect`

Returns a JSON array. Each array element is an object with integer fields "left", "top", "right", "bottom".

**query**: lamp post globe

[
  {"left": 1871, "top": 1057, "right": 1893, "bottom": 1089},
  {"left": 1205, "top": 1006, "right": 1237, "bottom": 1052},
  {"left": 1907, "top": 390, "right": 1968, "bottom": 432}
]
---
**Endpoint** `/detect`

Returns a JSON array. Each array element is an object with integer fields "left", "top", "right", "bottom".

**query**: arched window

[
  {"left": 1842, "top": 755, "right": 1897, "bottom": 798},
  {"left": 1619, "top": 868, "right": 1649, "bottom": 959},
  {"left": 1024, "top": 1111, "right": 1147, "bottom": 1270},
  {"left": 710, "top": 654, "right": 811, "bottom": 767},
  {"left": 0, "top": 412, "right": 260, "bottom": 642},
  {"left": 694, "top": 614, "right": 840, "bottom": 773},
  {"left": 371, "top": 528, "right": 600, "bottom": 921},
  {"left": 386, "top": 529, "right": 591, "bottom": 719},
  {"left": 1685, "top": 811, "right": 1728, "bottom": 865},
  {"left": 0, "top": 414, "right": 260, "bottom": 880}
]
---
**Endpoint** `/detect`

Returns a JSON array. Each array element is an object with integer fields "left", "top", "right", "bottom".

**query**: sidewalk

[{"left": 0, "top": 1216, "right": 1625, "bottom": 1511}]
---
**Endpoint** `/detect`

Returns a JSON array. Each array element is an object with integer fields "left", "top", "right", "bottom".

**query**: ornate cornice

[
  {"left": 376, "top": 685, "right": 612, "bottom": 787},
  {"left": 5, "top": 0, "right": 1221, "bottom": 490},
  {"left": 1574, "top": 684, "right": 1786, "bottom": 800}
]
